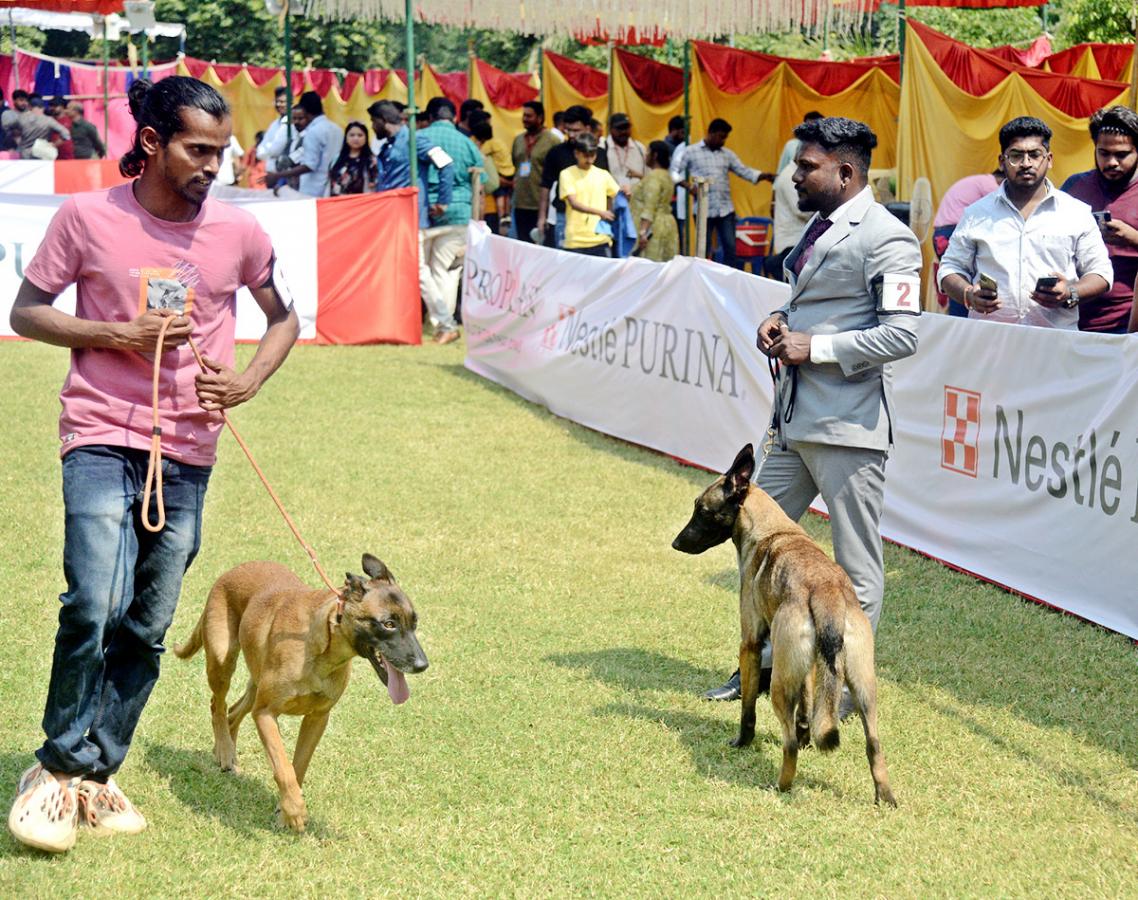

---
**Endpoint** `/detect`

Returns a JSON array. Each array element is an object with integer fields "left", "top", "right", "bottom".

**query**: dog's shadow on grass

[
  {"left": 547, "top": 648, "right": 843, "bottom": 800},
  {"left": 142, "top": 743, "right": 341, "bottom": 840}
]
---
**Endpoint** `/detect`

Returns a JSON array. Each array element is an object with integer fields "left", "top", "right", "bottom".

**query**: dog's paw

[
  {"left": 275, "top": 802, "right": 308, "bottom": 833},
  {"left": 729, "top": 730, "right": 755, "bottom": 748}
]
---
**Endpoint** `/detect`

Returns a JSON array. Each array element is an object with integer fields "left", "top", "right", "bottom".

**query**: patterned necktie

[{"left": 792, "top": 217, "right": 832, "bottom": 276}]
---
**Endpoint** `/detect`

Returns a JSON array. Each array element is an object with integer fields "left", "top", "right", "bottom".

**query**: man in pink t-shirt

[{"left": 7, "top": 77, "right": 299, "bottom": 854}]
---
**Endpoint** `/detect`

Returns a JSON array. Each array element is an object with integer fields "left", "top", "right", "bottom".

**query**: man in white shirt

[
  {"left": 767, "top": 160, "right": 812, "bottom": 278},
  {"left": 939, "top": 116, "right": 1112, "bottom": 329},
  {"left": 602, "top": 113, "right": 647, "bottom": 191},
  {"left": 272, "top": 91, "right": 343, "bottom": 198},
  {"left": 256, "top": 86, "right": 290, "bottom": 177}
]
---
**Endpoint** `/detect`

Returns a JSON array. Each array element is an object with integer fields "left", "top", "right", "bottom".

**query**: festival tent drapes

[
  {"left": 895, "top": 20, "right": 1128, "bottom": 307},
  {"left": 986, "top": 34, "right": 1052, "bottom": 68},
  {"left": 689, "top": 40, "right": 900, "bottom": 219},
  {"left": 177, "top": 57, "right": 408, "bottom": 152},
  {"left": 0, "top": 0, "right": 122, "bottom": 11},
  {"left": 468, "top": 58, "right": 539, "bottom": 150},
  {"left": 609, "top": 49, "right": 683, "bottom": 149},
  {"left": 1043, "top": 42, "right": 1137, "bottom": 83},
  {"left": 897, "top": 19, "right": 1128, "bottom": 211},
  {"left": 542, "top": 51, "right": 608, "bottom": 124},
  {"left": 0, "top": 49, "right": 180, "bottom": 158}
]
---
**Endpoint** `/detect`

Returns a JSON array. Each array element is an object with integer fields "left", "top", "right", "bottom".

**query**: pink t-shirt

[{"left": 25, "top": 183, "right": 274, "bottom": 466}]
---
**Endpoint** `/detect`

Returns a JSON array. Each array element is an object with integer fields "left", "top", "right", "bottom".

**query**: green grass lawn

[{"left": 1, "top": 338, "right": 1137, "bottom": 897}]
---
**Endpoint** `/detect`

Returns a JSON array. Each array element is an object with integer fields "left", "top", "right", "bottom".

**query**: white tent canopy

[
  {"left": 4, "top": 7, "right": 185, "bottom": 40},
  {"left": 301, "top": 0, "right": 877, "bottom": 40}
]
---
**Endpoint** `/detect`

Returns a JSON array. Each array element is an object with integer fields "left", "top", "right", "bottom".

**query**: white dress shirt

[
  {"left": 298, "top": 114, "right": 344, "bottom": 198},
  {"left": 772, "top": 161, "right": 810, "bottom": 254},
  {"left": 938, "top": 180, "right": 1113, "bottom": 329}
]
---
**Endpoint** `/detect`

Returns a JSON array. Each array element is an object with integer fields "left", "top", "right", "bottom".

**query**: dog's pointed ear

[
  {"left": 343, "top": 572, "right": 368, "bottom": 600},
  {"left": 361, "top": 553, "right": 394, "bottom": 583},
  {"left": 725, "top": 443, "right": 755, "bottom": 497}
]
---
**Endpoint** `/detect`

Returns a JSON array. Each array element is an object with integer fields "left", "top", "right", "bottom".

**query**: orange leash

[{"left": 141, "top": 322, "right": 343, "bottom": 610}]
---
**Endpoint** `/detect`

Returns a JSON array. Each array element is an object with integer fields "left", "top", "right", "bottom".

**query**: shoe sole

[{"left": 8, "top": 820, "right": 76, "bottom": 854}]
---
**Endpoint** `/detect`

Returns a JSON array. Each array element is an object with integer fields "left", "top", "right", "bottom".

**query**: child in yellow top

[{"left": 558, "top": 132, "right": 620, "bottom": 256}]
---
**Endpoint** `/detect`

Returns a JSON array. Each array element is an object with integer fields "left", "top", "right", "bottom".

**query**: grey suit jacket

[{"left": 776, "top": 187, "right": 922, "bottom": 451}]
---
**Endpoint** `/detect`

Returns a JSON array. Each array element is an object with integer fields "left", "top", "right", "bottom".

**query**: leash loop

[{"left": 143, "top": 322, "right": 344, "bottom": 613}]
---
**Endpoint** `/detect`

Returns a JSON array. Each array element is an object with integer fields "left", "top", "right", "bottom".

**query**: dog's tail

[
  {"left": 808, "top": 584, "right": 846, "bottom": 754},
  {"left": 172, "top": 613, "right": 204, "bottom": 660}
]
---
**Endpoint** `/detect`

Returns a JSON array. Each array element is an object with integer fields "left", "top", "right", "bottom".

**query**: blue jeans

[
  {"left": 37, "top": 446, "right": 211, "bottom": 779},
  {"left": 708, "top": 213, "right": 741, "bottom": 269}
]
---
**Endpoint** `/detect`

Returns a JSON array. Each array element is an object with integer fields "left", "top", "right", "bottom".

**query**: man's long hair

[{"left": 119, "top": 76, "right": 229, "bottom": 178}]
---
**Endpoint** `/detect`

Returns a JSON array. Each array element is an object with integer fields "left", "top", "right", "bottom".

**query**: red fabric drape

[
  {"left": 986, "top": 34, "right": 1052, "bottom": 68},
  {"left": 544, "top": 51, "right": 608, "bottom": 98},
  {"left": 909, "top": 20, "right": 1127, "bottom": 119},
  {"left": 1046, "top": 43, "right": 1135, "bottom": 81},
  {"left": 305, "top": 70, "right": 339, "bottom": 97},
  {"left": 53, "top": 159, "right": 129, "bottom": 193},
  {"left": 0, "top": 1, "right": 122, "bottom": 11},
  {"left": 315, "top": 190, "right": 421, "bottom": 346},
  {"left": 475, "top": 59, "right": 538, "bottom": 108},
  {"left": 694, "top": 41, "right": 900, "bottom": 95},
  {"left": 429, "top": 67, "right": 468, "bottom": 109},
  {"left": 615, "top": 49, "right": 683, "bottom": 104}
]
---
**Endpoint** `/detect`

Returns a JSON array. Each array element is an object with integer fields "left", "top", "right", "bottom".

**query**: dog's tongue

[{"left": 384, "top": 658, "right": 410, "bottom": 705}]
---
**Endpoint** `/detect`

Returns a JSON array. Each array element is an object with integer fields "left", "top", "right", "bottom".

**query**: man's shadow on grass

[
  {"left": 142, "top": 742, "right": 339, "bottom": 839},
  {"left": 546, "top": 648, "right": 840, "bottom": 799}
]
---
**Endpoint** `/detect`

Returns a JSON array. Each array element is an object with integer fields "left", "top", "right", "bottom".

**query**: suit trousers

[{"left": 758, "top": 439, "right": 888, "bottom": 633}]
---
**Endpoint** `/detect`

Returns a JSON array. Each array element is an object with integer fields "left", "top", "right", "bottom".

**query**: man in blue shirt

[
  {"left": 417, "top": 97, "right": 488, "bottom": 344},
  {"left": 370, "top": 100, "right": 455, "bottom": 228},
  {"left": 274, "top": 91, "right": 342, "bottom": 197}
]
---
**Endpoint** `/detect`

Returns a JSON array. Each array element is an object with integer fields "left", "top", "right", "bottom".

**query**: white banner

[
  {"left": 0, "top": 193, "right": 319, "bottom": 341},
  {"left": 463, "top": 227, "right": 1138, "bottom": 640}
]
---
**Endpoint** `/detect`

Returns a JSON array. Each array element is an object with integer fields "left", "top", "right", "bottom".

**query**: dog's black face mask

[
  {"left": 671, "top": 444, "right": 755, "bottom": 554},
  {"left": 341, "top": 554, "right": 429, "bottom": 705}
]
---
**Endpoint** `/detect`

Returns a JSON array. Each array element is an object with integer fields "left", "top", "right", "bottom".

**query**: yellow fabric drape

[
  {"left": 610, "top": 55, "right": 682, "bottom": 152},
  {"left": 416, "top": 65, "right": 446, "bottom": 111},
  {"left": 689, "top": 62, "right": 899, "bottom": 220},
  {"left": 541, "top": 55, "right": 607, "bottom": 124},
  {"left": 176, "top": 60, "right": 408, "bottom": 151},
  {"left": 468, "top": 63, "right": 531, "bottom": 152},
  {"left": 895, "top": 22, "right": 1125, "bottom": 308},
  {"left": 896, "top": 23, "right": 1123, "bottom": 209}
]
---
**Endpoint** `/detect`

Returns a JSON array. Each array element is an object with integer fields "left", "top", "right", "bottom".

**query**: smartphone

[
  {"left": 1035, "top": 275, "right": 1059, "bottom": 292},
  {"left": 978, "top": 273, "right": 997, "bottom": 293},
  {"left": 1092, "top": 210, "right": 1113, "bottom": 224}
]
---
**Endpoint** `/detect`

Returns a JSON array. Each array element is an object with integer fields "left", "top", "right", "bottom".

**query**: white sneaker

[
  {"left": 76, "top": 778, "right": 147, "bottom": 835},
  {"left": 8, "top": 763, "right": 79, "bottom": 853}
]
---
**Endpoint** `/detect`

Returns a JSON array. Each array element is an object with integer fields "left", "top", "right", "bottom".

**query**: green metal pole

[
  {"left": 141, "top": 32, "right": 149, "bottom": 79},
  {"left": 537, "top": 45, "right": 544, "bottom": 109},
  {"left": 683, "top": 40, "right": 691, "bottom": 256},
  {"left": 406, "top": 0, "right": 417, "bottom": 187},
  {"left": 606, "top": 41, "right": 614, "bottom": 123}
]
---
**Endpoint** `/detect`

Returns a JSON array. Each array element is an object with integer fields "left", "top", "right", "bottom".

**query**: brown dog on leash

[
  {"left": 672, "top": 444, "right": 896, "bottom": 806},
  {"left": 174, "top": 554, "right": 428, "bottom": 831}
]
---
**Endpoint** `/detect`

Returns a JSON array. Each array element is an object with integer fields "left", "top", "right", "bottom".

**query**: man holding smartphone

[
  {"left": 1059, "top": 106, "right": 1138, "bottom": 334},
  {"left": 939, "top": 116, "right": 1112, "bottom": 329}
]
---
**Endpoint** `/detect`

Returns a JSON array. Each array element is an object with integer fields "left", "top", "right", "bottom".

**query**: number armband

[{"left": 873, "top": 272, "right": 921, "bottom": 316}]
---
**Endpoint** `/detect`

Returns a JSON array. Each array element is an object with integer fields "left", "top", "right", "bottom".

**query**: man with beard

[
  {"left": 510, "top": 101, "right": 560, "bottom": 243},
  {"left": 6, "top": 76, "right": 299, "bottom": 853},
  {"left": 939, "top": 116, "right": 1111, "bottom": 329},
  {"left": 702, "top": 117, "right": 921, "bottom": 708},
  {"left": 1060, "top": 106, "right": 1138, "bottom": 334}
]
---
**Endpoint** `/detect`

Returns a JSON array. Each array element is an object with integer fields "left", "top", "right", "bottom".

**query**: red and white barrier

[
  {"left": 462, "top": 226, "right": 1138, "bottom": 640},
  {"left": 0, "top": 161, "right": 421, "bottom": 345}
]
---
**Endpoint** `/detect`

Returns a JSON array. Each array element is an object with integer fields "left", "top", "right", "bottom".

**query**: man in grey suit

[{"left": 704, "top": 117, "right": 922, "bottom": 704}]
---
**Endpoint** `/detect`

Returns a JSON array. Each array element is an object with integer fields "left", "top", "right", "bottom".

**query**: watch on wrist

[{"left": 1061, "top": 287, "right": 1080, "bottom": 309}]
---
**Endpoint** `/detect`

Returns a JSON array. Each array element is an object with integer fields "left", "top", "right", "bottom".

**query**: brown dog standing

[
  {"left": 673, "top": 445, "right": 895, "bottom": 806},
  {"left": 174, "top": 554, "right": 428, "bottom": 831}
]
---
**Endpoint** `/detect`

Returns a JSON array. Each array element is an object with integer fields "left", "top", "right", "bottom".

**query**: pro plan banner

[
  {"left": 0, "top": 188, "right": 421, "bottom": 345},
  {"left": 463, "top": 226, "right": 1138, "bottom": 640},
  {"left": 462, "top": 225, "right": 787, "bottom": 470}
]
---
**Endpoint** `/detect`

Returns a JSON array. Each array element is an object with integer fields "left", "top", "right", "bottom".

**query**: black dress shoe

[{"left": 702, "top": 667, "right": 772, "bottom": 701}]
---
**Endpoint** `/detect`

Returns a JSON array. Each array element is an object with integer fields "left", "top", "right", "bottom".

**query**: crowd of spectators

[{"left": 4, "top": 82, "right": 1135, "bottom": 337}]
